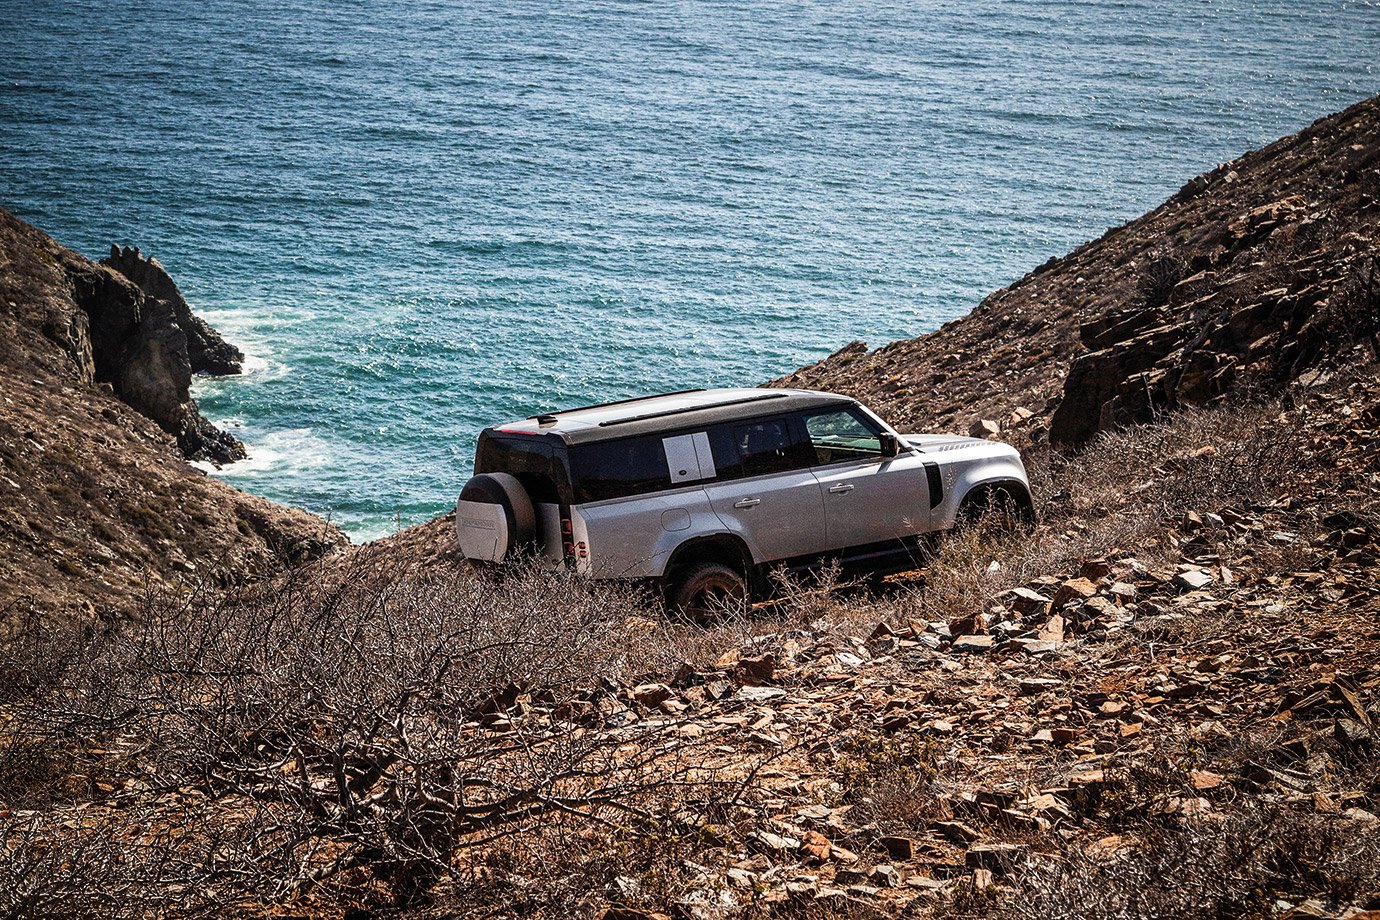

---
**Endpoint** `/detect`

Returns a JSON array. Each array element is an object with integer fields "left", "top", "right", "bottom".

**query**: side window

[
  {"left": 569, "top": 436, "right": 671, "bottom": 503},
  {"left": 732, "top": 416, "right": 812, "bottom": 478},
  {"left": 705, "top": 423, "right": 745, "bottom": 480},
  {"left": 801, "top": 407, "right": 884, "bottom": 465}
]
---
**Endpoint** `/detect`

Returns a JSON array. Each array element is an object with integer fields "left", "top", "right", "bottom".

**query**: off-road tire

[{"left": 669, "top": 563, "right": 749, "bottom": 622}]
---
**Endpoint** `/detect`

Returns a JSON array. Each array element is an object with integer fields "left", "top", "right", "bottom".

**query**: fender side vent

[{"left": 923, "top": 462, "right": 944, "bottom": 509}]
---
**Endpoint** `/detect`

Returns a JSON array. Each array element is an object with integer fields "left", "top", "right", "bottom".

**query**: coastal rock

[
  {"left": 59, "top": 247, "right": 245, "bottom": 463},
  {"left": 0, "top": 207, "right": 345, "bottom": 619},
  {"left": 102, "top": 245, "right": 244, "bottom": 375}
]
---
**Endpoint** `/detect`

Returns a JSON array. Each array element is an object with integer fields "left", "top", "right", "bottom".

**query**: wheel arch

[
  {"left": 664, "top": 533, "right": 759, "bottom": 592},
  {"left": 954, "top": 477, "right": 1036, "bottom": 526}
]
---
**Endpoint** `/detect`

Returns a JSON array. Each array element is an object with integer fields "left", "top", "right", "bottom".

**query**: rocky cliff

[
  {"left": 776, "top": 95, "right": 1380, "bottom": 447},
  {"left": 48, "top": 239, "right": 245, "bottom": 464},
  {"left": 0, "top": 207, "right": 344, "bottom": 622}
]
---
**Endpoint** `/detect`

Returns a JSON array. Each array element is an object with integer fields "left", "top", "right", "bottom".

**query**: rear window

[
  {"left": 569, "top": 435, "right": 671, "bottom": 503},
  {"left": 474, "top": 433, "right": 571, "bottom": 503}
]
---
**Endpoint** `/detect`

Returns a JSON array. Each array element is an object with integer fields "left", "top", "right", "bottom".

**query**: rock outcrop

[
  {"left": 46, "top": 242, "right": 248, "bottom": 464},
  {"left": 775, "top": 94, "right": 1380, "bottom": 449},
  {"left": 1049, "top": 184, "right": 1379, "bottom": 444},
  {"left": 101, "top": 245, "right": 244, "bottom": 376},
  {"left": 0, "top": 207, "right": 345, "bottom": 621}
]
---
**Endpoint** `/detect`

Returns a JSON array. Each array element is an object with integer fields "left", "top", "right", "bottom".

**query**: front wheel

[
  {"left": 955, "top": 485, "right": 1036, "bottom": 534},
  {"left": 668, "top": 563, "right": 749, "bottom": 622}
]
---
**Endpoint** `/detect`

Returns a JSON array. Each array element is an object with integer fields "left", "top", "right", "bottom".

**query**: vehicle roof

[{"left": 486, "top": 387, "right": 857, "bottom": 445}]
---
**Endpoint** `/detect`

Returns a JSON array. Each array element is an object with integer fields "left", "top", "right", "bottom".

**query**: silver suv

[{"left": 455, "top": 388, "right": 1032, "bottom": 613}]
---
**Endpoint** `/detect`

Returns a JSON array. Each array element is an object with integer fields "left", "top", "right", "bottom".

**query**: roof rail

[
  {"left": 530, "top": 388, "right": 707, "bottom": 420},
  {"left": 597, "top": 391, "right": 788, "bottom": 428}
]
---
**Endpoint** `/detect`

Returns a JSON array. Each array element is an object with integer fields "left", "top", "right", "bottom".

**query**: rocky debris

[{"left": 1048, "top": 213, "right": 1380, "bottom": 444}]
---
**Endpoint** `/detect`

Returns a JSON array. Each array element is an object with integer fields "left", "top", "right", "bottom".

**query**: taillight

[{"left": 560, "top": 512, "right": 575, "bottom": 566}]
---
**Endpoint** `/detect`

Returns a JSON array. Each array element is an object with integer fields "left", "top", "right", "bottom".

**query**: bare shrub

[
  {"left": 832, "top": 730, "right": 945, "bottom": 835},
  {"left": 1064, "top": 397, "right": 1315, "bottom": 519},
  {"left": 1139, "top": 251, "right": 1189, "bottom": 310},
  {"left": 10, "top": 556, "right": 750, "bottom": 911}
]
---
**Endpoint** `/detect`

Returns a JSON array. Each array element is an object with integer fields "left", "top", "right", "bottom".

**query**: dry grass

[{"left": 894, "top": 393, "right": 1318, "bottom": 625}]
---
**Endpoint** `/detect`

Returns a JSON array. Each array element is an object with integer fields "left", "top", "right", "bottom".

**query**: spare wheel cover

[{"left": 455, "top": 472, "right": 537, "bottom": 561}]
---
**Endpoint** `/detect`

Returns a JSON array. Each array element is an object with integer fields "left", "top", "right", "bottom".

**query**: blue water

[{"left": 2, "top": 1, "right": 1375, "bottom": 540}]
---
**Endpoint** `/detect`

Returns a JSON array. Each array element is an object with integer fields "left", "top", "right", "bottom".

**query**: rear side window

[
  {"left": 569, "top": 436, "right": 671, "bottom": 503},
  {"left": 730, "top": 416, "right": 813, "bottom": 478},
  {"left": 474, "top": 434, "right": 571, "bottom": 503}
]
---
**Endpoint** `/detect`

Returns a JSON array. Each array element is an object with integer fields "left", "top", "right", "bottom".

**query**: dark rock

[
  {"left": 737, "top": 654, "right": 776, "bottom": 686},
  {"left": 102, "top": 245, "right": 244, "bottom": 375},
  {"left": 965, "top": 843, "right": 1026, "bottom": 877},
  {"left": 59, "top": 251, "right": 245, "bottom": 464},
  {"left": 878, "top": 836, "right": 917, "bottom": 860}
]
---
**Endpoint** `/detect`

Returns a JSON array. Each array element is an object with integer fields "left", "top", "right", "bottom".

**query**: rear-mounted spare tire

[{"left": 454, "top": 472, "right": 538, "bottom": 563}]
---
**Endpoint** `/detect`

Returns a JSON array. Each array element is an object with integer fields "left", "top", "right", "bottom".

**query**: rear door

[
  {"left": 798, "top": 405, "right": 931, "bottom": 555},
  {"left": 701, "top": 414, "right": 828, "bottom": 565}
]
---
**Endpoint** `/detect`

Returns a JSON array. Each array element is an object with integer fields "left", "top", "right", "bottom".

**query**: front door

[{"left": 798, "top": 406, "right": 931, "bottom": 556}]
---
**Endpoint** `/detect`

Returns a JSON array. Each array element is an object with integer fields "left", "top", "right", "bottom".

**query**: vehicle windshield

[{"left": 474, "top": 433, "right": 572, "bottom": 504}]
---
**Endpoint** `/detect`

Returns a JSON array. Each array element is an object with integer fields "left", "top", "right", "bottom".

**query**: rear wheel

[{"left": 669, "top": 563, "right": 749, "bottom": 622}]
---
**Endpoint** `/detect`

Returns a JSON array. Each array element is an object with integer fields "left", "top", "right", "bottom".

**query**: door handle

[
  {"left": 733, "top": 498, "right": 762, "bottom": 508},
  {"left": 828, "top": 483, "right": 855, "bottom": 494}
]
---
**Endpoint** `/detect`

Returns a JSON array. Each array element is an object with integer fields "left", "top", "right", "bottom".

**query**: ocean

[{"left": 2, "top": 0, "right": 1375, "bottom": 540}]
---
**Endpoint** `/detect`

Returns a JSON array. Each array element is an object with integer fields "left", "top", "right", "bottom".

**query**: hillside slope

[
  {"left": 4, "top": 102, "right": 1380, "bottom": 918},
  {"left": 775, "top": 95, "right": 1380, "bottom": 446},
  {"left": 0, "top": 208, "right": 344, "bottom": 623}
]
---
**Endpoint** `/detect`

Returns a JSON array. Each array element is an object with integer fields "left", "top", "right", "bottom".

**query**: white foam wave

[
  {"left": 347, "top": 518, "right": 404, "bottom": 543},
  {"left": 198, "top": 428, "right": 332, "bottom": 478},
  {"left": 190, "top": 307, "right": 292, "bottom": 383}
]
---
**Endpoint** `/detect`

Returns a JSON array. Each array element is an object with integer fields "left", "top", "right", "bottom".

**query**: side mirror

[{"left": 879, "top": 432, "right": 901, "bottom": 458}]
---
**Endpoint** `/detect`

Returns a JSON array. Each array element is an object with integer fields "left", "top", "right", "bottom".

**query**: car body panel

[
  {"left": 702, "top": 468, "right": 828, "bottom": 565},
  {"left": 808, "top": 453, "right": 932, "bottom": 549},
  {"left": 903, "top": 434, "right": 1029, "bottom": 530},
  {"left": 570, "top": 487, "right": 721, "bottom": 578}
]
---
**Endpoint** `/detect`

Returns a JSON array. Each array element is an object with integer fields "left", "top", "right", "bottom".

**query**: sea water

[{"left": 2, "top": 0, "right": 1375, "bottom": 540}]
